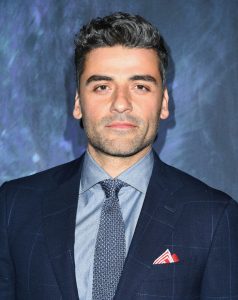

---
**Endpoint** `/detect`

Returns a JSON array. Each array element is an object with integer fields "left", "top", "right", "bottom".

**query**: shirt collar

[
  {"left": 117, "top": 150, "right": 154, "bottom": 193},
  {"left": 80, "top": 149, "right": 154, "bottom": 194},
  {"left": 79, "top": 151, "right": 110, "bottom": 194}
]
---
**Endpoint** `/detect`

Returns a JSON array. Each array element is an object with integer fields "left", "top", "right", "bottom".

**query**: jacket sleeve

[
  {"left": 0, "top": 183, "right": 16, "bottom": 299},
  {"left": 201, "top": 198, "right": 238, "bottom": 299}
]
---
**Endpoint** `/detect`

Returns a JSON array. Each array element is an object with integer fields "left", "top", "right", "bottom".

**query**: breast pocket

[
  {"left": 147, "top": 260, "right": 181, "bottom": 279},
  {"left": 136, "top": 261, "right": 187, "bottom": 297}
]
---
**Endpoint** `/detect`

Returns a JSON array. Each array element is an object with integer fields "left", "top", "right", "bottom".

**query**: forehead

[{"left": 81, "top": 46, "right": 161, "bottom": 81}]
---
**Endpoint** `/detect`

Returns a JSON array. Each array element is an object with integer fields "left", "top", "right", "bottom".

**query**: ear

[
  {"left": 73, "top": 91, "right": 82, "bottom": 120},
  {"left": 160, "top": 88, "right": 169, "bottom": 120}
]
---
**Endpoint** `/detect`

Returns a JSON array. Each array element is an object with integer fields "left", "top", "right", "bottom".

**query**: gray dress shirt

[{"left": 74, "top": 150, "right": 154, "bottom": 300}]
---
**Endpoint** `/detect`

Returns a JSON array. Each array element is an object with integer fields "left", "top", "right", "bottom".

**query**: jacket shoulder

[
  {"left": 159, "top": 158, "right": 233, "bottom": 206},
  {"left": 1, "top": 155, "right": 84, "bottom": 192}
]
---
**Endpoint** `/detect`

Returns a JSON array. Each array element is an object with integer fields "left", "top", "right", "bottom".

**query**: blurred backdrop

[{"left": 0, "top": 0, "right": 237, "bottom": 200}]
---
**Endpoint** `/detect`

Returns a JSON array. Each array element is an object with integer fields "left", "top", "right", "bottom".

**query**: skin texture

[{"left": 73, "top": 46, "right": 169, "bottom": 177}]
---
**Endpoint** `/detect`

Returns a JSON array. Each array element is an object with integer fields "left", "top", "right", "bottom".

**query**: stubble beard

[{"left": 83, "top": 114, "right": 160, "bottom": 158}]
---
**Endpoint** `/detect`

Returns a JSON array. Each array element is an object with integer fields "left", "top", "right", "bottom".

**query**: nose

[{"left": 110, "top": 86, "right": 132, "bottom": 114}]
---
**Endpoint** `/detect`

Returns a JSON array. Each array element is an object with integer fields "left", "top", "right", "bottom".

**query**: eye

[
  {"left": 137, "top": 85, "right": 148, "bottom": 90},
  {"left": 134, "top": 84, "right": 151, "bottom": 93},
  {"left": 94, "top": 85, "right": 110, "bottom": 92}
]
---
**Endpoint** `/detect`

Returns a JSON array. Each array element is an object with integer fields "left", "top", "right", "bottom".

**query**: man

[{"left": 0, "top": 12, "right": 238, "bottom": 300}]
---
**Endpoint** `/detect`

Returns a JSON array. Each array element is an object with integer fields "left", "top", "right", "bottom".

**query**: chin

[
  {"left": 88, "top": 132, "right": 155, "bottom": 158},
  {"left": 94, "top": 143, "right": 151, "bottom": 158}
]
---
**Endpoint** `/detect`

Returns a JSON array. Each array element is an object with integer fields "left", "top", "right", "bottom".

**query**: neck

[{"left": 87, "top": 145, "right": 152, "bottom": 178}]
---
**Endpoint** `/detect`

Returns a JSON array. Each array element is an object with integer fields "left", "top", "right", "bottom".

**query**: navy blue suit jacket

[{"left": 1, "top": 152, "right": 238, "bottom": 299}]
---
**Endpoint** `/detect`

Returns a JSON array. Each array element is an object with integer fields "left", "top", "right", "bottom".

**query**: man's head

[
  {"left": 73, "top": 12, "right": 169, "bottom": 161},
  {"left": 75, "top": 12, "right": 168, "bottom": 88}
]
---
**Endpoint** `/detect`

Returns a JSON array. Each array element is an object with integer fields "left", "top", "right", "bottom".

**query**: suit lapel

[
  {"left": 115, "top": 153, "right": 184, "bottom": 299},
  {"left": 42, "top": 156, "right": 84, "bottom": 300}
]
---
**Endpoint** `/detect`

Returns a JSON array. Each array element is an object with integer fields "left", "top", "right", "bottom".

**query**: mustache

[{"left": 100, "top": 114, "right": 143, "bottom": 126}]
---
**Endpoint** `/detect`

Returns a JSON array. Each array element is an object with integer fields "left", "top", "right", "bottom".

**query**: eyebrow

[
  {"left": 86, "top": 75, "right": 113, "bottom": 85},
  {"left": 129, "top": 75, "right": 158, "bottom": 84},
  {"left": 85, "top": 74, "right": 158, "bottom": 85}
]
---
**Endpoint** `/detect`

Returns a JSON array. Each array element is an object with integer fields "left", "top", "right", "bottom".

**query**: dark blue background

[{"left": 1, "top": 0, "right": 237, "bottom": 200}]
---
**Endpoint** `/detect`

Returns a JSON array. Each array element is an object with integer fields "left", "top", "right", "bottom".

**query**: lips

[{"left": 106, "top": 122, "right": 137, "bottom": 129}]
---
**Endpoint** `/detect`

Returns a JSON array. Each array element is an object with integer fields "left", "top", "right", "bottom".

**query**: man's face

[{"left": 73, "top": 46, "right": 169, "bottom": 157}]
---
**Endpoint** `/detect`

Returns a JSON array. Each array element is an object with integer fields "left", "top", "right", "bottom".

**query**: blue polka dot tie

[{"left": 92, "top": 179, "right": 128, "bottom": 300}]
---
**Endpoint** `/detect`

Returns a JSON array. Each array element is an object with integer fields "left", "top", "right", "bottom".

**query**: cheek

[
  {"left": 82, "top": 107, "right": 111, "bottom": 131},
  {"left": 81, "top": 102, "right": 101, "bottom": 121},
  {"left": 139, "top": 102, "right": 161, "bottom": 122}
]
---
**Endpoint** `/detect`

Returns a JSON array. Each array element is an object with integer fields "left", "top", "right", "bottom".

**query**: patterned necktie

[{"left": 92, "top": 179, "right": 128, "bottom": 300}]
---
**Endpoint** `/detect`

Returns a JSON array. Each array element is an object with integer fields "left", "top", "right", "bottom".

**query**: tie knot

[{"left": 99, "top": 179, "right": 127, "bottom": 198}]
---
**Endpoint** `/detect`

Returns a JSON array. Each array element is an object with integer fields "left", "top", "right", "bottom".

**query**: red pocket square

[{"left": 153, "top": 249, "right": 180, "bottom": 264}]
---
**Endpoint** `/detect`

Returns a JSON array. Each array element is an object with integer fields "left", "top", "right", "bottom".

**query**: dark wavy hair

[{"left": 75, "top": 12, "right": 168, "bottom": 88}]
